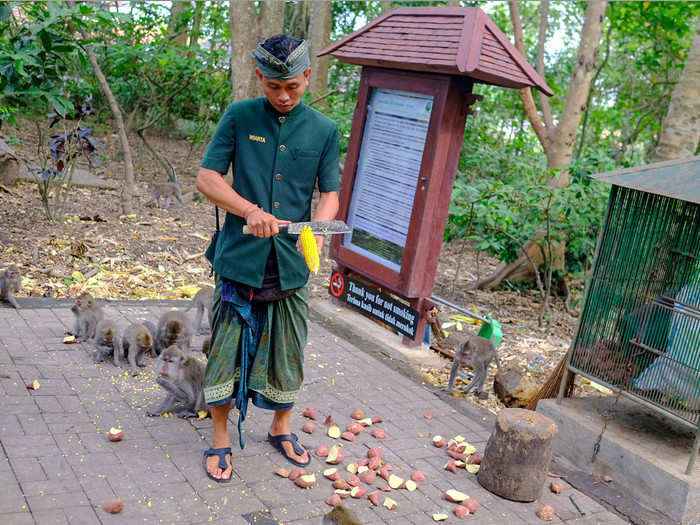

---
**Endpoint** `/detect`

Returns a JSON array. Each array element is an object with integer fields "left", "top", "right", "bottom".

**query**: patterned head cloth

[{"left": 252, "top": 39, "right": 311, "bottom": 80}]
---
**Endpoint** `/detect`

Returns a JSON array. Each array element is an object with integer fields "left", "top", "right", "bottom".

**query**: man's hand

[{"left": 246, "top": 208, "right": 290, "bottom": 238}]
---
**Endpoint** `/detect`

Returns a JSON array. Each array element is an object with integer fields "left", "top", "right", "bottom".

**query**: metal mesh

[{"left": 569, "top": 185, "right": 700, "bottom": 427}]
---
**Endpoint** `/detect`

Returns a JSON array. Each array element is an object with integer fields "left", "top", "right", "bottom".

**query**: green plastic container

[{"left": 477, "top": 314, "right": 503, "bottom": 348}]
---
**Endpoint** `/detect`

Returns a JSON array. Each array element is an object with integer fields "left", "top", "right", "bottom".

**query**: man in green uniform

[{"left": 195, "top": 35, "right": 339, "bottom": 482}]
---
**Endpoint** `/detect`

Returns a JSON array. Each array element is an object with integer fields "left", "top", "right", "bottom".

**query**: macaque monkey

[
  {"left": 201, "top": 336, "right": 211, "bottom": 357},
  {"left": 148, "top": 345, "right": 206, "bottom": 418},
  {"left": 121, "top": 323, "right": 154, "bottom": 376},
  {"left": 143, "top": 321, "right": 158, "bottom": 356},
  {"left": 185, "top": 286, "right": 213, "bottom": 335},
  {"left": 141, "top": 182, "right": 185, "bottom": 210},
  {"left": 0, "top": 265, "right": 22, "bottom": 309},
  {"left": 444, "top": 334, "right": 498, "bottom": 396},
  {"left": 323, "top": 504, "right": 362, "bottom": 525},
  {"left": 92, "top": 319, "right": 122, "bottom": 368},
  {"left": 154, "top": 310, "right": 192, "bottom": 354},
  {"left": 71, "top": 293, "right": 104, "bottom": 341}
]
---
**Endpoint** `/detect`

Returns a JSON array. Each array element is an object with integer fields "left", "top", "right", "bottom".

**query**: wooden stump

[{"left": 477, "top": 408, "right": 558, "bottom": 502}]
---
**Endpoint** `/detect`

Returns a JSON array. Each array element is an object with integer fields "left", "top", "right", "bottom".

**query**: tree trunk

[
  {"left": 309, "top": 0, "right": 332, "bottom": 96},
  {"left": 654, "top": 17, "right": 700, "bottom": 162},
  {"left": 289, "top": 0, "right": 311, "bottom": 40},
  {"left": 167, "top": 1, "right": 189, "bottom": 46},
  {"left": 84, "top": 44, "right": 135, "bottom": 215},
  {"left": 471, "top": 0, "right": 608, "bottom": 290},
  {"left": 230, "top": 0, "right": 258, "bottom": 101},
  {"left": 189, "top": 1, "right": 204, "bottom": 50},
  {"left": 259, "top": 0, "right": 285, "bottom": 40}
]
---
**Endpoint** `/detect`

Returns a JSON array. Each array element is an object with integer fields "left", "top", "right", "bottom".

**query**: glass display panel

[{"left": 344, "top": 88, "right": 433, "bottom": 271}]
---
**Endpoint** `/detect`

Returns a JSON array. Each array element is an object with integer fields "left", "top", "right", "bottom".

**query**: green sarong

[{"left": 203, "top": 277, "right": 308, "bottom": 408}]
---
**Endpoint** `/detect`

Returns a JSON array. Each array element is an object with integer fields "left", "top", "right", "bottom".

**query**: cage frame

[{"left": 557, "top": 156, "right": 700, "bottom": 475}]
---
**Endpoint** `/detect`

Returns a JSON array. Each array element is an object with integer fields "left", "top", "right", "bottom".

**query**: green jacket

[{"left": 202, "top": 98, "right": 340, "bottom": 290}]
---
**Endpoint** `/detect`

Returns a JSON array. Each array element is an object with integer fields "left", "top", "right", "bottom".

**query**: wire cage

[{"left": 558, "top": 156, "right": 700, "bottom": 474}]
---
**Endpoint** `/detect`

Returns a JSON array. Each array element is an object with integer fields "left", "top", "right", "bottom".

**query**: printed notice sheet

[{"left": 345, "top": 88, "right": 433, "bottom": 270}]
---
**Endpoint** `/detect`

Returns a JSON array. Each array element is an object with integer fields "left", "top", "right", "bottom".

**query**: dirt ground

[{"left": 0, "top": 118, "right": 598, "bottom": 413}]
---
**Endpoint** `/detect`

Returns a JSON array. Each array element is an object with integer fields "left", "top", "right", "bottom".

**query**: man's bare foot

[{"left": 206, "top": 437, "right": 232, "bottom": 480}]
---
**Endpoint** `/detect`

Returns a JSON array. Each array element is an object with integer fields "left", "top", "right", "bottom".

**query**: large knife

[{"left": 242, "top": 219, "right": 350, "bottom": 235}]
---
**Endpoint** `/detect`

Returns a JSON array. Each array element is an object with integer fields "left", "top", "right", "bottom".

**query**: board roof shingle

[{"left": 319, "top": 6, "right": 552, "bottom": 96}]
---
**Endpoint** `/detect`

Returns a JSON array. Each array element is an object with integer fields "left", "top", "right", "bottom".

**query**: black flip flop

[
  {"left": 203, "top": 447, "right": 232, "bottom": 483},
  {"left": 267, "top": 433, "right": 310, "bottom": 467}
]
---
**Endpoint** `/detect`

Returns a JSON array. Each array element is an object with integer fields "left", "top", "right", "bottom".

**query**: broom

[{"left": 524, "top": 352, "right": 575, "bottom": 410}]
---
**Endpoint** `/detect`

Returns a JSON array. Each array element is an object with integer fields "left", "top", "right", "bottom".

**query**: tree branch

[
  {"left": 509, "top": 0, "right": 550, "bottom": 155},
  {"left": 537, "top": 0, "right": 553, "bottom": 130}
]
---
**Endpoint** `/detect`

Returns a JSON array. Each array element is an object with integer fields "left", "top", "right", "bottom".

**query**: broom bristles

[{"left": 525, "top": 354, "right": 574, "bottom": 411}]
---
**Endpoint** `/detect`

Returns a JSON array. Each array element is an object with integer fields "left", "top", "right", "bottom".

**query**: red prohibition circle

[{"left": 330, "top": 272, "right": 345, "bottom": 297}]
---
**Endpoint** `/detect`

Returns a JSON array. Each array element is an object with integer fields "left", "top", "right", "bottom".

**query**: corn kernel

[{"left": 300, "top": 226, "right": 320, "bottom": 273}]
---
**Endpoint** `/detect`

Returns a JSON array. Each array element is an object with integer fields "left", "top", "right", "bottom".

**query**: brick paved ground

[{"left": 0, "top": 301, "right": 630, "bottom": 524}]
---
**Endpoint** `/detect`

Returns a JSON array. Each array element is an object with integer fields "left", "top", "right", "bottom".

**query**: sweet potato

[
  {"left": 324, "top": 415, "right": 335, "bottom": 427},
  {"left": 444, "top": 489, "right": 468, "bottom": 503},
  {"left": 326, "top": 445, "right": 344, "bottom": 465},
  {"left": 334, "top": 489, "right": 351, "bottom": 499},
  {"left": 404, "top": 479, "right": 417, "bottom": 492},
  {"left": 447, "top": 449, "right": 467, "bottom": 461},
  {"left": 274, "top": 468, "right": 290, "bottom": 478},
  {"left": 464, "top": 498, "right": 478, "bottom": 514},
  {"left": 368, "top": 456, "right": 381, "bottom": 471},
  {"left": 357, "top": 466, "right": 369, "bottom": 474},
  {"left": 303, "top": 407, "right": 317, "bottom": 420},
  {"left": 26, "top": 380, "right": 40, "bottom": 390},
  {"left": 357, "top": 460, "right": 369, "bottom": 468},
  {"left": 325, "top": 494, "right": 342, "bottom": 507},
  {"left": 359, "top": 469, "right": 376, "bottom": 485},
  {"left": 424, "top": 410, "right": 434, "bottom": 419},
  {"left": 341, "top": 431, "right": 355, "bottom": 442},
  {"left": 346, "top": 463, "right": 358, "bottom": 475},
  {"left": 378, "top": 465, "right": 393, "bottom": 481},
  {"left": 102, "top": 500, "right": 124, "bottom": 514},
  {"left": 537, "top": 504, "right": 555, "bottom": 521},
  {"left": 367, "top": 447, "right": 382, "bottom": 459},
  {"left": 288, "top": 468, "right": 306, "bottom": 481},
  {"left": 550, "top": 482, "right": 564, "bottom": 494},
  {"left": 358, "top": 417, "right": 373, "bottom": 426},
  {"left": 454, "top": 505, "right": 468, "bottom": 519},
  {"left": 411, "top": 471, "right": 425, "bottom": 482},
  {"left": 432, "top": 514, "right": 448, "bottom": 522},
  {"left": 468, "top": 453, "right": 482, "bottom": 465},
  {"left": 444, "top": 460, "right": 457, "bottom": 474},
  {"left": 371, "top": 416, "right": 383, "bottom": 424},
  {"left": 323, "top": 468, "right": 340, "bottom": 481},
  {"left": 302, "top": 422, "right": 315, "bottom": 434},
  {"left": 350, "top": 486, "right": 366, "bottom": 499},
  {"left": 383, "top": 497, "right": 397, "bottom": 510},
  {"left": 294, "top": 473, "right": 316, "bottom": 488},
  {"left": 465, "top": 464, "right": 480, "bottom": 474},
  {"left": 347, "top": 475, "right": 360, "bottom": 487},
  {"left": 107, "top": 427, "right": 124, "bottom": 442},
  {"left": 346, "top": 422, "right": 364, "bottom": 435},
  {"left": 388, "top": 474, "right": 404, "bottom": 489},
  {"left": 368, "top": 491, "right": 379, "bottom": 506},
  {"left": 333, "top": 479, "right": 351, "bottom": 490},
  {"left": 432, "top": 435, "right": 446, "bottom": 448},
  {"left": 327, "top": 425, "right": 341, "bottom": 439},
  {"left": 316, "top": 446, "right": 330, "bottom": 457},
  {"left": 351, "top": 408, "right": 364, "bottom": 420},
  {"left": 371, "top": 428, "right": 388, "bottom": 439}
]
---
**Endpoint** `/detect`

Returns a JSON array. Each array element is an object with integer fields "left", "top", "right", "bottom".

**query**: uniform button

[
  {"left": 279, "top": 145, "right": 286, "bottom": 152},
  {"left": 273, "top": 201, "right": 280, "bottom": 208},
  {"left": 278, "top": 116, "right": 286, "bottom": 124},
  {"left": 275, "top": 173, "right": 282, "bottom": 181}
]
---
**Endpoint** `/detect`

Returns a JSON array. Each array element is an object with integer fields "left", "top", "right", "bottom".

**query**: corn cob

[{"left": 300, "top": 226, "right": 320, "bottom": 274}]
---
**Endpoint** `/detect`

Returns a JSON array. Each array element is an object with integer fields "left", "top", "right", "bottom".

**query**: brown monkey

[
  {"left": 148, "top": 345, "right": 206, "bottom": 418},
  {"left": 141, "top": 182, "right": 185, "bottom": 209},
  {"left": 322, "top": 504, "right": 362, "bottom": 525},
  {"left": 92, "top": 319, "right": 122, "bottom": 368},
  {"left": 142, "top": 320, "right": 158, "bottom": 357},
  {"left": 0, "top": 265, "right": 21, "bottom": 309},
  {"left": 121, "top": 323, "right": 153, "bottom": 376},
  {"left": 444, "top": 334, "right": 498, "bottom": 395},
  {"left": 70, "top": 293, "right": 104, "bottom": 341},
  {"left": 201, "top": 336, "right": 211, "bottom": 357},
  {"left": 154, "top": 310, "right": 192, "bottom": 354},
  {"left": 185, "top": 286, "right": 213, "bottom": 335}
]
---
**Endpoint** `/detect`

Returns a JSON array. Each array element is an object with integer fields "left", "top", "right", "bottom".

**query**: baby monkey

[
  {"left": 71, "top": 293, "right": 104, "bottom": 341},
  {"left": 141, "top": 182, "right": 185, "bottom": 210},
  {"left": 92, "top": 319, "right": 122, "bottom": 368},
  {"left": 444, "top": 334, "right": 498, "bottom": 396},
  {"left": 121, "top": 323, "right": 154, "bottom": 376},
  {"left": 0, "top": 265, "right": 22, "bottom": 309}
]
